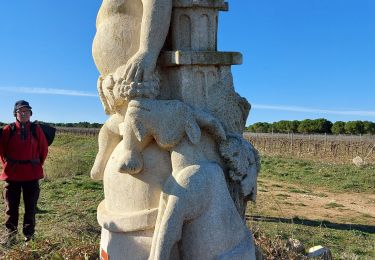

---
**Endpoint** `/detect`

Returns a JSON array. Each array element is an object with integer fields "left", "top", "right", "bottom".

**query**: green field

[
  {"left": 0, "top": 134, "right": 101, "bottom": 259},
  {"left": 248, "top": 155, "right": 375, "bottom": 259},
  {"left": 0, "top": 134, "right": 374, "bottom": 259}
]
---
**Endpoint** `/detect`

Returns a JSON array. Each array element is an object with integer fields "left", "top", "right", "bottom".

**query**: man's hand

[{"left": 114, "top": 50, "right": 156, "bottom": 84}]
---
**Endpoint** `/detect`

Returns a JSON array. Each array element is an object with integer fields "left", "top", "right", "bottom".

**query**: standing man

[{"left": 0, "top": 100, "right": 48, "bottom": 246}]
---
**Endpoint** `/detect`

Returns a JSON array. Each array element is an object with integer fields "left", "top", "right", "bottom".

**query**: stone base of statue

[
  {"left": 100, "top": 228, "right": 153, "bottom": 260},
  {"left": 96, "top": 141, "right": 171, "bottom": 259}
]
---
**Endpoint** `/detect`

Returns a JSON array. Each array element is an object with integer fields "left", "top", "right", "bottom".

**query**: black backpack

[{"left": 8, "top": 121, "right": 56, "bottom": 146}]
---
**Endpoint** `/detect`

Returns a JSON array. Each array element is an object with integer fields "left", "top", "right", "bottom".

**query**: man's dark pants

[{"left": 2, "top": 180, "right": 40, "bottom": 236}]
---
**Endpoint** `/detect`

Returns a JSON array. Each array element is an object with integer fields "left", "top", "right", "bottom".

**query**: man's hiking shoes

[{"left": 24, "top": 234, "right": 34, "bottom": 243}]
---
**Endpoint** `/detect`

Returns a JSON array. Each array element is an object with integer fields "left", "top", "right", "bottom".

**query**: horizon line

[
  {"left": 1, "top": 87, "right": 374, "bottom": 118},
  {"left": 252, "top": 104, "right": 375, "bottom": 117}
]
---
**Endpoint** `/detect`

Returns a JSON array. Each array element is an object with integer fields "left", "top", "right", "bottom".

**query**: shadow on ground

[{"left": 247, "top": 215, "right": 375, "bottom": 234}]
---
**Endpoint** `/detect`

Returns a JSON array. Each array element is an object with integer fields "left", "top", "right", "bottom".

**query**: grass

[
  {"left": 324, "top": 202, "right": 345, "bottom": 209},
  {"left": 260, "top": 154, "right": 375, "bottom": 193},
  {"left": 0, "top": 134, "right": 102, "bottom": 259},
  {"left": 248, "top": 219, "right": 375, "bottom": 259},
  {"left": 247, "top": 152, "right": 375, "bottom": 259},
  {"left": 0, "top": 134, "right": 374, "bottom": 259},
  {"left": 43, "top": 134, "right": 98, "bottom": 179},
  {"left": 275, "top": 193, "right": 290, "bottom": 198},
  {"left": 0, "top": 174, "right": 103, "bottom": 259},
  {"left": 287, "top": 188, "right": 310, "bottom": 194}
]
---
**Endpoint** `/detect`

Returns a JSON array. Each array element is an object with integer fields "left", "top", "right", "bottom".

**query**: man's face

[{"left": 16, "top": 108, "right": 32, "bottom": 123}]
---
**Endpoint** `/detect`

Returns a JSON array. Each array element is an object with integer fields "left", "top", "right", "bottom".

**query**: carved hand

[
  {"left": 97, "top": 75, "right": 114, "bottom": 115},
  {"left": 114, "top": 50, "right": 156, "bottom": 84}
]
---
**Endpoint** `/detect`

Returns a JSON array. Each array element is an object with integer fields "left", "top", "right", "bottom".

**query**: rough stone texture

[
  {"left": 352, "top": 156, "right": 365, "bottom": 167},
  {"left": 91, "top": 0, "right": 259, "bottom": 259},
  {"left": 150, "top": 140, "right": 256, "bottom": 259},
  {"left": 159, "top": 51, "right": 243, "bottom": 66},
  {"left": 286, "top": 238, "right": 305, "bottom": 255},
  {"left": 219, "top": 134, "right": 260, "bottom": 216},
  {"left": 307, "top": 245, "right": 332, "bottom": 260}
]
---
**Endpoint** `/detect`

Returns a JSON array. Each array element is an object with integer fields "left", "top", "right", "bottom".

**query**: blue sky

[{"left": 0, "top": 0, "right": 374, "bottom": 125}]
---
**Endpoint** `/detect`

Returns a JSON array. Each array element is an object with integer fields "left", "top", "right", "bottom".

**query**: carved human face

[{"left": 16, "top": 108, "right": 32, "bottom": 123}]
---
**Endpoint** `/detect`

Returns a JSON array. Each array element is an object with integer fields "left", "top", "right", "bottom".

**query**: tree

[
  {"left": 344, "top": 121, "right": 364, "bottom": 134},
  {"left": 363, "top": 121, "right": 375, "bottom": 135},
  {"left": 297, "top": 118, "right": 332, "bottom": 134},
  {"left": 272, "top": 121, "right": 287, "bottom": 133},
  {"left": 247, "top": 119, "right": 374, "bottom": 135},
  {"left": 91, "top": 123, "right": 103, "bottom": 128},
  {"left": 247, "top": 122, "right": 271, "bottom": 133},
  {"left": 331, "top": 121, "right": 345, "bottom": 134},
  {"left": 314, "top": 118, "right": 332, "bottom": 133},
  {"left": 272, "top": 120, "right": 299, "bottom": 133},
  {"left": 77, "top": 121, "right": 91, "bottom": 128},
  {"left": 297, "top": 119, "right": 314, "bottom": 133},
  {"left": 290, "top": 120, "right": 300, "bottom": 133}
]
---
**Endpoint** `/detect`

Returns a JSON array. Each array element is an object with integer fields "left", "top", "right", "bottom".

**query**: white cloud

[
  {"left": 252, "top": 104, "right": 375, "bottom": 117},
  {"left": 0, "top": 87, "right": 98, "bottom": 97}
]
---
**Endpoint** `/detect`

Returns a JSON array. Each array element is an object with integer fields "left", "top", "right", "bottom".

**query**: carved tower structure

[
  {"left": 160, "top": 0, "right": 251, "bottom": 215},
  {"left": 160, "top": 0, "right": 248, "bottom": 134}
]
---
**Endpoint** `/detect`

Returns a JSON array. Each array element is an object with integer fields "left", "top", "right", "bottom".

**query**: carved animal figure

[
  {"left": 90, "top": 73, "right": 161, "bottom": 179},
  {"left": 150, "top": 142, "right": 257, "bottom": 259},
  {"left": 119, "top": 99, "right": 257, "bottom": 259}
]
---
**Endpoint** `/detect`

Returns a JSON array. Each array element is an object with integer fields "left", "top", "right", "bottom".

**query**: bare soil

[{"left": 250, "top": 178, "right": 375, "bottom": 225}]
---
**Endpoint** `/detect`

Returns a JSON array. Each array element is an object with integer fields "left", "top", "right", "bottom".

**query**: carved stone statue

[{"left": 91, "top": 0, "right": 260, "bottom": 259}]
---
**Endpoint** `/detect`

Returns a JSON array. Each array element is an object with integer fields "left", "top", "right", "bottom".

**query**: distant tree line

[
  {"left": 2, "top": 119, "right": 375, "bottom": 135},
  {"left": 48, "top": 122, "right": 103, "bottom": 128},
  {"left": 0, "top": 121, "right": 103, "bottom": 128},
  {"left": 246, "top": 119, "right": 375, "bottom": 135}
]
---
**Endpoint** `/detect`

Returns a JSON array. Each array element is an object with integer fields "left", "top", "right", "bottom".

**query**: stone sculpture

[{"left": 91, "top": 0, "right": 260, "bottom": 259}]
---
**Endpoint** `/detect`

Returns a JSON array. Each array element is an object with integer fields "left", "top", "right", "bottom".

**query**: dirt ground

[{"left": 249, "top": 178, "right": 375, "bottom": 226}]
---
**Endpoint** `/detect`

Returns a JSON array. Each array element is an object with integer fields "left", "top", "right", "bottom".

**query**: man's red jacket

[{"left": 0, "top": 121, "right": 48, "bottom": 181}]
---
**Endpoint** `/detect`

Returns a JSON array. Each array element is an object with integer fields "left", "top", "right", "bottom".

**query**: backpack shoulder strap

[
  {"left": 9, "top": 123, "right": 16, "bottom": 139},
  {"left": 3, "top": 123, "right": 16, "bottom": 157},
  {"left": 30, "top": 121, "right": 39, "bottom": 140}
]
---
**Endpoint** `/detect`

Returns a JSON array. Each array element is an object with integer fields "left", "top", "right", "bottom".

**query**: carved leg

[
  {"left": 149, "top": 192, "right": 169, "bottom": 260},
  {"left": 91, "top": 121, "right": 121, "bottom": 180},
  {"left": 150, "top": 165, "right": 211, "bottom": 260},
  {"left": 117, "top": 120, "right": 145, "bottom": 174},
  {"left": 152, "top": 194, "right": 185, "bottom": 260}
]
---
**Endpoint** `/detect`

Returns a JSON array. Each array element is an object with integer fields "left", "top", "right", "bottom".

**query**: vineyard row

[{"left": 55, "top": 128, "right": 375, "bottom": 164}]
